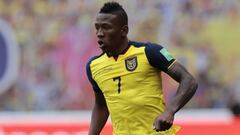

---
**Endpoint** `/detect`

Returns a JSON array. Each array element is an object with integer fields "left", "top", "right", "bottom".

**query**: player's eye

[
  {"left": 102, "top": 24, "right": 111, "bottom": 30},
  {"left": 95, "top": 24, "right": 99, "bottom": 30}
]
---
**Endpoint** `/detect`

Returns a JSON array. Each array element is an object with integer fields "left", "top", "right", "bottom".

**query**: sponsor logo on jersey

[
  {"left": 95, "top": 66, "right": 113, "bottom": 76},
  {"left": 125, "top": 56, "right": 138, "bottom": 71}
]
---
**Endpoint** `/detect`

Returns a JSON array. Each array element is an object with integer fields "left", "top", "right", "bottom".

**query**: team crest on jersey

[{"left": 125, "top": 57, "right": 138, "bottom": 71}]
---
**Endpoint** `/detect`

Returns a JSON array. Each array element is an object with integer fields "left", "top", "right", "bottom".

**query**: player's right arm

[
  {"left": 89, "top": 91, "right": 109, "bottom": 135},
  {"left": 86, "top": 58, "right": 109, "bottom": 135}
]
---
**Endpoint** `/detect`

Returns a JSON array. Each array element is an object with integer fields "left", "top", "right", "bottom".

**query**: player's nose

[{"left": 97, "top": 29, "right": 104, "bottom": 38}]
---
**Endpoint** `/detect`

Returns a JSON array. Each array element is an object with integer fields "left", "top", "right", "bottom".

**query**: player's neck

[
  {"left": 115, "top": 39, "right": 129, "bottom": 56},
  {"left": 112, "top": 39, "right": 129, "bottom": 60}
]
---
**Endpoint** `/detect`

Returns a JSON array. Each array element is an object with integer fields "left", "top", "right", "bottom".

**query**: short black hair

[{"left": 99, "top": 2, "right": 128, "bottom": 26}]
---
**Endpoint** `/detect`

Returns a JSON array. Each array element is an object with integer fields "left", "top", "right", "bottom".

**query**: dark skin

[
  {"left": 95, "top": 13, "right": 129, "bottom": 57},
  {"left": 89, "top": 13, "right": 198, "bottom": 135},
  {"left": 153, "top": 62, "right": 198, "bottom": 131},
  {"left": 88, "top": 92, "right": 109, "bottom": 135},
  {"left": 89, "top": 13, "right": 129, "bottom": 135}
]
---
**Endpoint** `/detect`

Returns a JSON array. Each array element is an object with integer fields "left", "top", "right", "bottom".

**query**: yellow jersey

[{"left": 86, "top": 41, "right": 180, "bottom": 135}]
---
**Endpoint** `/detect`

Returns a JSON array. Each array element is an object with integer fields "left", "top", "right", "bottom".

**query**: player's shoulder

[
  {"left": 129, "top": 40, "right": 166, "bottom": 57},
  {"left": 86, "top": 53, "right": 105, "bottom": 67}
]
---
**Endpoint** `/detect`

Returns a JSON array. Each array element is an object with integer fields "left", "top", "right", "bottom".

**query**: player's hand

[{"left": 153, "top": 111, "right": 175, "bottom": 132}]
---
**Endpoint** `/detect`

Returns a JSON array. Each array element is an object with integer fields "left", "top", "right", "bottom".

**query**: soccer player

[{"left": 86, "top": 2, "right": 198, "bottom": 135}]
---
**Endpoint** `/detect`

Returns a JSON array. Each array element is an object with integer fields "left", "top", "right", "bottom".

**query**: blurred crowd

[{"left": 0, "top": 0, "right": 239, "bottom": 112}]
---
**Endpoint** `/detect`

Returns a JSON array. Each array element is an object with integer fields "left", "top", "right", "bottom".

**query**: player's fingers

[
  {"left": 153, "top": 119, "right": 161, "bottom": 131},
  {"left": 155, "top": 121, "right": 173, "bottom": 131},
  {"left": 159, "top": 121, "right": 172, "bottom": 131}
]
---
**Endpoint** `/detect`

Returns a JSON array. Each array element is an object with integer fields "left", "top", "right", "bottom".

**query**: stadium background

[{"left": 0, "top": 0, "right": 239, "bottom": 134}]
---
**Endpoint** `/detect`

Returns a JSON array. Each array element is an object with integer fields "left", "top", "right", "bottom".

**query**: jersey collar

[{"left": 110, "top": 41, "right": 132, "bottom": 61}]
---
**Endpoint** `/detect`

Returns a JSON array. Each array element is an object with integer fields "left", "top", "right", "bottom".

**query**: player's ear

[{"left": 121, "top": 25, "right": 128, "bottom": 37}]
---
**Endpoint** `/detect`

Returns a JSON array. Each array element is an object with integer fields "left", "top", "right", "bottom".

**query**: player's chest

[{"left": 92, "top": 54, "right": 153, "bottom": 95}]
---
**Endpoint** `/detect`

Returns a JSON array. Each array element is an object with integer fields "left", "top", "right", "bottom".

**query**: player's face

[{"left": 95, "top": 13, "right": 124, "bottom": 56}]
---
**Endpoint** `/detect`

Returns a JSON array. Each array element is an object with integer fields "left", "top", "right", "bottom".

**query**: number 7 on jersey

[{"left": 113, "top": 76, "right": 121, "bottom": 94}]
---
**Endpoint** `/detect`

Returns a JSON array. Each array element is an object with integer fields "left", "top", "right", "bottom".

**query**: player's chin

[
  {"left": 102, "top": 48, "right": 114, "bottom": 57},
  {"left": 100, "top": 48, "right": 108, "bottom": 53},
  {"left": 106, "top": 52, "right": 114, "bottom": 57}
]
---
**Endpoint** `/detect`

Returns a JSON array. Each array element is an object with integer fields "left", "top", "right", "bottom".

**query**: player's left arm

[
  {"left": 154, "top": 61, "right": 198, "bottom": 131},
  {"left": 144, "top": 43, "right": 198, "bottom": 131},
  {"left": 166, "top": 61, "right": 198, "bottom": 114}
]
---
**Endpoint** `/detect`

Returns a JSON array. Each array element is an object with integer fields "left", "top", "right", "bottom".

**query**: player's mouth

[{"left": 98, "top": 40, "right": 106, "bottom": 50}]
